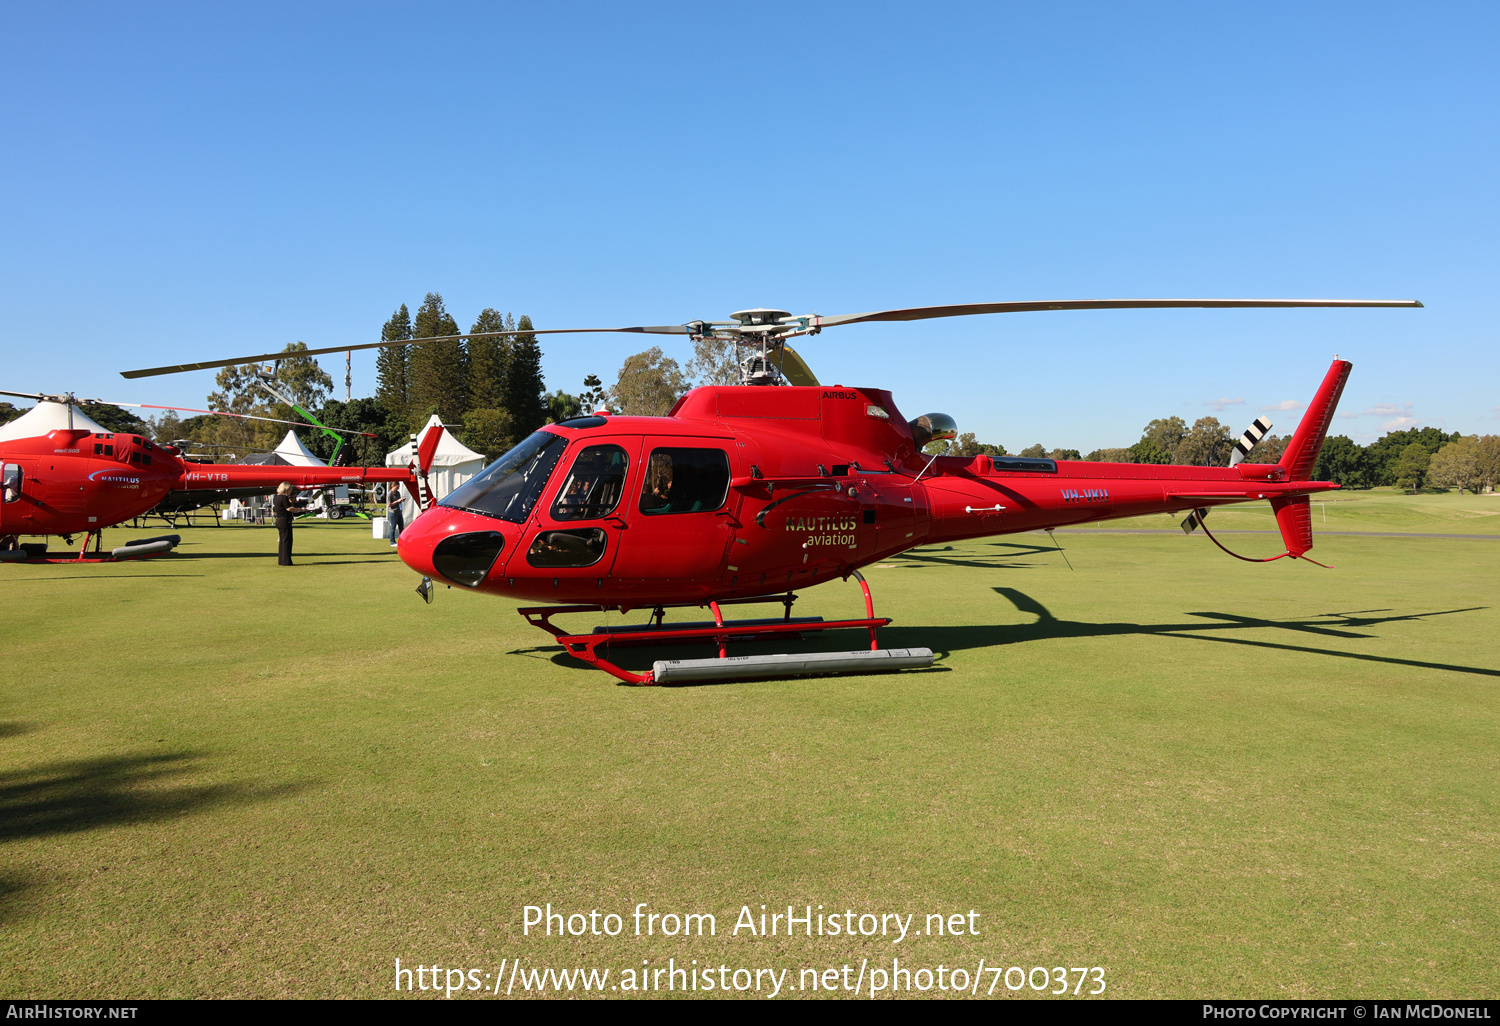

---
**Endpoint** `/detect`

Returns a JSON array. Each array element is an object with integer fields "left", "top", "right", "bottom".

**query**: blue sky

[{"left": 3, "top": 2, "right": 1495, "bottom": 451}]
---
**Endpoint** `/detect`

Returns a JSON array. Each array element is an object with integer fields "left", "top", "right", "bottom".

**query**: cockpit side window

[
  {"left": 526, "top": 528, "right": 608, "bottom": 568},
  {"left": 2, "top": 464, "right": 21, "bottom": 503},
  {"left": 638, "top": 447, "right": 730, "bottom": 515},
  {"left": 441, "top": 430, "right": 566, "bottom": 523},
  {"left": 550, "top": 444, "right": 628, "bottom": 521}
]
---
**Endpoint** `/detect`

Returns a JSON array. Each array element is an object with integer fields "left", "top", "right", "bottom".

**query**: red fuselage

[
  {"left": 396, "top": 383, "right": 1337, "bottom": 608},
  {"left": 0, "top": 428, "right": 414, "bottom": 538}
]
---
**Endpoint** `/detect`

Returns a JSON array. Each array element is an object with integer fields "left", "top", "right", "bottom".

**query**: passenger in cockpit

[{"left": 641, "top": 453, "right": 673, "bottom": 512}]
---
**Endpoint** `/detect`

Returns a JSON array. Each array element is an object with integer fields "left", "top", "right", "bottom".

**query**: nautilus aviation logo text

[{"left": 87, "top": 469, "right": 140, "bottom": 486}]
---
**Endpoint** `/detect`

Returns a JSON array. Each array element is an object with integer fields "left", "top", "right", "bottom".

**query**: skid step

[
  {"left": 652, "top": 648, "right": 934, "bottom": 684},
  {"left": 593, "top": 616, "right": 824, "bottom": 635}
]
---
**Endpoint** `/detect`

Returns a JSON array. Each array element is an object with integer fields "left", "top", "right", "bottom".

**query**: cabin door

[{"left": 609, "top": 443, "right": 737, "bottom": 586}]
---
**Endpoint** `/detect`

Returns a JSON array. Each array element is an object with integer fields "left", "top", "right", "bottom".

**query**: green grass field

[{"left": 1, "top": 493, "right": 1496, "bottom": 999}]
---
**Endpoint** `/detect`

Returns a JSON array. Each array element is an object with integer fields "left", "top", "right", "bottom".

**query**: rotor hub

[
  {"left": 729, "top": 308, "right": 792, "bottom": 327},
  {"left": 684, "top": 310, "right": 821, "bottom": 386}
]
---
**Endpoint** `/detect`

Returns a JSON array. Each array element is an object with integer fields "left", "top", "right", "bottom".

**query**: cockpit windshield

[{"left": 440, "top": 430, "right": 566, "bottom": 523}]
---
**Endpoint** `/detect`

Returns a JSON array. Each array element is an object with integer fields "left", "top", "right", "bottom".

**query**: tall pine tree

[
  {"left": 408, "top": 292, "right": 466, "bottom": 430},
  {"left": 375, "top": 304, "right": 413, "bottom": 430},
  {"left": 505, "top": 314, "right": 547, "bottom": 437},
  {"left": 466, "top": 308, "right": 512, "bottom": 412}
]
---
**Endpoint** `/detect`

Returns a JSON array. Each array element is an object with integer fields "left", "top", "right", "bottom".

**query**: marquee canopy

[
  {"left": 385, "top": 415, "right": 487, "bottom": 521},
  {"left": 0, "top": 402, "right": 110, "bottom": 442}
]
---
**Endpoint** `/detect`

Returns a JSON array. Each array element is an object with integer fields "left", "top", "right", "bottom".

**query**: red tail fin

[
  {"left": 1270, "top": 494, "right": 1312, "bottom": 557},
  {"left": 417, "top": 424, "right": 444, "bottom": 476},
  {"left": 1279, "top": 359, "right": 1352, "bottom": 481}
]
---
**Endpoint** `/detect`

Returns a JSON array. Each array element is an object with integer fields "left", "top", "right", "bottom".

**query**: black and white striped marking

[
  {"left": 1180, "top": 506, "right": 1210, "bottom": 534},
  {"left": 410, "top": 432, "right": 431, "bottom": 511},
  {"left": 1229, "top": 416, "right": 1274, "bottom": 466}
]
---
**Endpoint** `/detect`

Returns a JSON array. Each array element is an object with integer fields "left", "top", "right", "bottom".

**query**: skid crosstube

[{"left": 516, "top": 575, "right": 899, "bottom": 685}]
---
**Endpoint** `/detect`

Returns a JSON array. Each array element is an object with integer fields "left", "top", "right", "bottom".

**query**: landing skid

[
  {"left": 517, "top": 572, "right": 933, "bottom": 685},
  {"left": 0, "top": 533, "right": 180, "bottom": 564}
]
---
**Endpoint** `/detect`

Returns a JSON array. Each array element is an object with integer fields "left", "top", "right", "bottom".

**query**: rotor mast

[{"left": 685, "top": 308, "right": 822, "bottom": 386}]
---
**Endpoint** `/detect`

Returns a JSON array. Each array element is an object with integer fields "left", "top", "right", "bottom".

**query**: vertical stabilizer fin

[
  {"left": 1270, "top": 494, "right": 1313, "bottom": 557},
  {"left": 1279, "top": 359, "right": 1352, "bottom": 481},
  {"left": 417, "top": 424, "right": 444, "bottom": 476}
]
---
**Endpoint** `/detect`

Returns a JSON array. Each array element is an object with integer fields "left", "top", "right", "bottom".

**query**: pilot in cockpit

[{"left": 553, "top": 445, "right": 627, "bottom": 521}]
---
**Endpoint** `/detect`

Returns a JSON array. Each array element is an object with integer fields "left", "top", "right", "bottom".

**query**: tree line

[
  {"left": 372, "top": 293, "right": 549, "bottom": 461},
  {"left": 4, "top": 335, "right": 1493, "bottom": 495},
  {"left": 146, "top": 292, "right": 607, "bottom": 464},
  {"left": 147, "top": 334, "right": 742, "bottom": 461},
  {"left": 935, "top": 416, "right": 1500, "bottom": 493}
]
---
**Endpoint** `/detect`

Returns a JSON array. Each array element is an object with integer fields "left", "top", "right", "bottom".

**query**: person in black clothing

[
  {"left": 272, "top": 481, "right": 308, "bottom": 566},
  {"left": 386, "top": 487, "right": 405, "bottom": 547}
]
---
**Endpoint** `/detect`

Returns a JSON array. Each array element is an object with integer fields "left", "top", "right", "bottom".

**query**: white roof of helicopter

[
  {"left": 272, "top": 429, "right": 326, "bottom": 466},
  {"left": 0, "top": 401, "right": 110, "bottom": 442}
]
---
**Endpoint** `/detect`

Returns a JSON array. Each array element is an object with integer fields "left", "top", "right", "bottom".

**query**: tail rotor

[
  {"left": 407, "top": 423, "right": 445, "bottom": 512},
  {"left": 1230, "top": 416, "right": 1274, "bottom": 466}
]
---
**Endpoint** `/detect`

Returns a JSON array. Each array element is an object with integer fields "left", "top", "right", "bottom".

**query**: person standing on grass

[
  {"left": 272, "top": 481, "right": 308, "bottom": 566},
  {"left": 386, "top": 486, "right": 405, "bottom": 547}
]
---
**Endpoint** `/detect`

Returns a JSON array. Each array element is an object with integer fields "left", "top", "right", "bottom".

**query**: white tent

[
  {"left": 272, "top": 430, "right": 326, "bottom": 466},
  {"left": 0, "top": 401, "right": 110, "bottom": 442},
  {"left": 385, "top": 414, "right": 487, "bottom": 522}
]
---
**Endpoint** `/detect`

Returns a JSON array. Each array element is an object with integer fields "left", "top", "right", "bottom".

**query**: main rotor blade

[
  {"left": 103, "top": 401, "right": 378, "bottom": 436},
  {"left": 117, "top": 298, "right": 1423, "bottom": 379},
  {"left": 779, "top": 345, "right": 820, "bottom": 387},
  {"left": 0, "top": 391, "right": 371, "bottom": 437},
  {"left": 120, "top": 325, "right": 690, "bottom": 379},
  {"left": 813, "top": 298, "right": 1423, "bottom": 328}
]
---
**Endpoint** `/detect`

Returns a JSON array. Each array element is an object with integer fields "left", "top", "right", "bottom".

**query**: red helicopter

[
  {"left": 0, "top": 391, "right": 426, "bottom": 562},
  {"left": 124, "top": 297, "right": 1419, "bottom": 681}
]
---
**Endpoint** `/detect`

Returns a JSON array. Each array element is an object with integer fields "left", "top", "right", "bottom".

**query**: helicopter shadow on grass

[
  {"left": 0, "top": 748, "right": 305, "bottom": 922},
  {"left": 507, "top": 586, "right": 1496, "bottom": 686},
  {"left": 885, "top": 541, "right": 1058, "bottom": 571},
  {"left": 7, "top": 574, "right": 205, "bottom": 581},
  {"left": 875, "top": 588, "right": 1499, "bottom": 679},
  {"left": 0, "top": 873, "right": 27, "bottom": 927},
  {"left": 513, "top": 632, "right": 956, "bottom": 688},
  {"left": 291, "top": 559, "right": 401, "bottom": 567}
]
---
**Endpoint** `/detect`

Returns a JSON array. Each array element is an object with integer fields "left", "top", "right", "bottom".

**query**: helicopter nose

[
  {"left": 394, "top": 514, "right": 438, "bottom": 577},
  {"left": 397, "top": 507, "right": 510, "bottom": 589}
]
